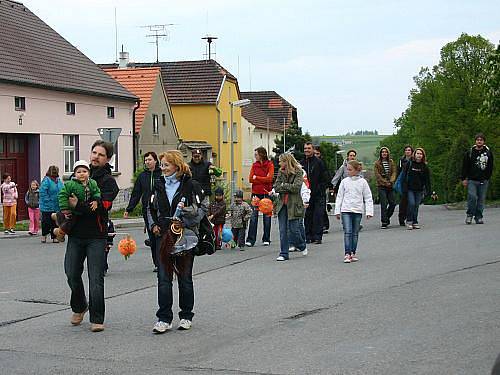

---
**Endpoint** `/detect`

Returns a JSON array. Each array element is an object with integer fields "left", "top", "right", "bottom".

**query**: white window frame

[
  {"left": 153, "top": 114, "right": 159, "bottom": 135},
  {"left": 232, "top": 122, "right": 238, "bottom": 143},
  {"left": 222, "top": 121, "right": 228, "bottom": 143},
  {"left": 66, "top": 102, "right": 76, "bottom": 115},
  {"left": 63, "top": 135, "right": 78, "bottom": 174},
  {"left": 14, "top": 96, "right": 25, "bottom": 111},
  {"left": 107, "top": 106, "right": 115, "bottom": 119}
]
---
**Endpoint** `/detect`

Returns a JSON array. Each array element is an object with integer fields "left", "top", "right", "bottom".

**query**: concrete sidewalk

[{"left": 0, "top": 217, "right": 145, "bottom": 240}]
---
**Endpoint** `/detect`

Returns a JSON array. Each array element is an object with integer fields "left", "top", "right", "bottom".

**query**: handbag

[{"left": 394, "top": 161, "right": 411, "bottom": 194}]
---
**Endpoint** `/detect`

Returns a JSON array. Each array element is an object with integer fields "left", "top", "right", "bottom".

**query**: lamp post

[{"left": 230, "top": 98, "right": 251, "bottom": 200}]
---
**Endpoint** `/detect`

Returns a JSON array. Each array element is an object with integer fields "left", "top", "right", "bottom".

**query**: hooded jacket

[
  {"left": 58, "top": 177, "right": 100, "bottom": 213},
  {"left": 39, "top": 176, "right": 63, "bottom": 212},
  {"left": 461, "top": 145, "right": 494, "bottom": 182},
  {"left": 249, "top": 159, "right": 274, "bottom": 195},
  {"left": 208, "top": 199, "right": 227, "bottom": 225},
  {"left": 374, "top": 147, "right": 397, "bottom": 188},
  {"left": 189, "top": 159, "right": 213, "bottom": 196},
  {"left": 126, "top": 166, "right": 162, "bottom": 214}
]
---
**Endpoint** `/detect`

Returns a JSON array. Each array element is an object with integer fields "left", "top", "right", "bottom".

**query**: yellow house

[{"left": 135, "top": 60, "right": 245, "bottom": 190}]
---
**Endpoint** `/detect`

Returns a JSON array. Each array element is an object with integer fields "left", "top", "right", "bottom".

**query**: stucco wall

[{"left": 0, "top": 82, "right": 135, "bottom": 190}]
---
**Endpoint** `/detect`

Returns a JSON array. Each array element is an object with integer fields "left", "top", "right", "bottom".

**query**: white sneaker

[
  {"left": 344, "top": 254, "right": 352, "bottom": 263},
  {"left": 276, "top": 256, "right": 287, "bottom": 261},
  {"left": 245, "top": 241, "right": 253, "bottom": 247},
  {"left": 4, "top": 230, "right": 9, "bottom": 234},
  {"left": 301, "top": 248, "right": 308, "bottom": 256},
  {"left": 178, "top": 319, "right": 192, "bottom": 330},
  {"left": 262, "top": 241, "right": 270, "bottom": 246},
  {"left": 152, "top": 321, "right": 172, "bottom": 334},
  {"left": 289, "top": 246, "right": 296, "bottom": 252}
]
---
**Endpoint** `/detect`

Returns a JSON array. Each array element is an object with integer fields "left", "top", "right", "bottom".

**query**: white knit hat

[{"left": 73, "top": 160, "right": 90, "bottom": 171}]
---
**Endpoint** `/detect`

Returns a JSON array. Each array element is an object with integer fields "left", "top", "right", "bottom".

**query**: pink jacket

[{"left": 1, "top": 182, "right": 18, "bottom": 206}]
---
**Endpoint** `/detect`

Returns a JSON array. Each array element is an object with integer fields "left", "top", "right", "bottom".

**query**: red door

[{"left": 0, "top": 134, "right": 29, "bottom": 220}]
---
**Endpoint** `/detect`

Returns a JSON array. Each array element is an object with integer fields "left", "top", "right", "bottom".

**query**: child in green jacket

[{"left": 54, "top": 160, "right": 100, "bottom": 240}]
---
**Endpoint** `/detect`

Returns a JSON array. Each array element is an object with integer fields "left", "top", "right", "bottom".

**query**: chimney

[{"left": 119, "top": 49, "right": 129, "bottom": 69}]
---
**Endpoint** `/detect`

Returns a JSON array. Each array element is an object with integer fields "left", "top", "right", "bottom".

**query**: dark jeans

[
  {"left": 246, "top": 194, "right": 271, "bottom": 245},
  {"left": 323, "top": 210, "right": 330, "bottom": 230},
  {"left": 232, "top": 227, "right": 246, "bottom": 248},
  {"left": 466, "top": 180, "right": 489, "bottom": 219},
  {"left": 144, "top": 212, "right": 158, "bottom": 267},
  {"left": 278, "top": 205, "right": 306, "bottom": 258},
  {"left": 398, "top": 192, "right": 408, "bottom": 224},
  {"left": 155, "top": 237, "right": 194, "bottom": 323},
  {"left": 407, "top": 190, "right": 424, "bottom": 224},
  {"left": 378, "top": 187, "right": 396, "bottom": 225},
  {"left": 41, "top": 211, "right": 56, "bottom": 238},
  {"left": 304, "top": 195, "right": 325, "bottom": 242},
  {"left": 341, "top": 212, "right": 362, "bottom": 255},
  {"left": 64, "top": 236, "right": 106, "bottom": 324}
]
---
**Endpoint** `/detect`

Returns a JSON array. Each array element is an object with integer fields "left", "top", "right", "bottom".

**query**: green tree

[
  {"left": 380, "top": 33, "right": 500, "bottom": 202},
  {"left": 273, "top": 121, "right": 312, "bottom": 161},
  {"left": 318, "top": 141, "right": 342, "bottom": 174}
]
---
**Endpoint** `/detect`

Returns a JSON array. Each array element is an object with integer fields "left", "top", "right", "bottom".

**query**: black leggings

[{"left": 41, "top": 211, "right": 56, "bottom": 238}]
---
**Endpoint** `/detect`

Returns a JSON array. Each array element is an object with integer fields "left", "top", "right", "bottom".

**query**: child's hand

[
  {"left": 366, "top": 215, "right": 373, "bottom": 220},
  {"left": 68, "top": 194, "right": 78, "bottom": 208},
  {"left": 90, "top": 201, "right": 98, "bottom": 211},
  {"left": 336, "top": 214, "right": 340, "bottom": 220}
]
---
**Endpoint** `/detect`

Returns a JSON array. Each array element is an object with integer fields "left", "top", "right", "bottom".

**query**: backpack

[{"left": 192, "top": 214, "right": 216, "bottom": 256}]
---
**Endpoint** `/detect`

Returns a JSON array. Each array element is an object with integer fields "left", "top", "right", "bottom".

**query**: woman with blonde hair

[
  {"left": 274, "top": 153, "right": 308, "bottom": 261},
  {"left": 147, "top": 150, "right": 208, "bottom": 333}
]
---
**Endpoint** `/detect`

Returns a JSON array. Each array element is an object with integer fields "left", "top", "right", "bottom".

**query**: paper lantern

[
  {"left": 118, "top": 235, "right": 137, "bottom": 260},
  {"left": 258, "top": 198, "right": 274, "bottom": 217}
]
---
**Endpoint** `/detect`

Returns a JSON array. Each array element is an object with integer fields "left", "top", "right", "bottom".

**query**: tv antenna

[
  {"left": 141, "top": 24, "right": 174, "bottom": 63},
  {"left": 202, "top": 35, "right": 218, "bottom": 60}
]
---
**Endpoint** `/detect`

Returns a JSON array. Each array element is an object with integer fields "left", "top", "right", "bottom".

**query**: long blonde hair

[
  {"left": 279, "top": 153, "right": 301, "bottom": 175},
  {"left": 159, "top": 150, "right": 192, "bottom": 179}
]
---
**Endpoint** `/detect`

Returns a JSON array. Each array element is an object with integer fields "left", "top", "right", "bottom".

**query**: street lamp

[{"left": 230, "top": 99, "right": 251, "bottom": 200}]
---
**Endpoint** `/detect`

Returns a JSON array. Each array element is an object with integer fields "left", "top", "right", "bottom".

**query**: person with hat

[
  {"left": 53, "top": 160, "right": 101, "bottom": 240},
  {"left": 229, "top": 190, "right": 252, "bottom": 250},
  {"left": 188, "top": 149, "right": 219, "bottom": 197}
]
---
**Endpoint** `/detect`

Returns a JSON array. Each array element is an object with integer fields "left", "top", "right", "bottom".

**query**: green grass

[
  {"left": 313, "top": 135, "right": 387, "bottom": 165},
  {"left": 0, "top": 222, "right": 29, "bottom": 231}
]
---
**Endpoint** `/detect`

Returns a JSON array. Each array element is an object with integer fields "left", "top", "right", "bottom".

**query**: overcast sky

[{"left": 23, "top": 0, "right": 500, "bottom": 136}]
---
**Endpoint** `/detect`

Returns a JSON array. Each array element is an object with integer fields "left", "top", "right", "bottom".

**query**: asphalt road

[{"left": 0, "top": 205, "right": 499, "bottom": 375}]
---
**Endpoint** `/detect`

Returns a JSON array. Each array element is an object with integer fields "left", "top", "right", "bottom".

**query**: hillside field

[{"left": 313, "top": 135, "right": 389, "bottom": 165}]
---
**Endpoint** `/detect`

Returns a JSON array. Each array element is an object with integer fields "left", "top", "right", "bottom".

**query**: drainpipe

[{"left": 132, "top": 99, "right": 141, "bottom": 173}]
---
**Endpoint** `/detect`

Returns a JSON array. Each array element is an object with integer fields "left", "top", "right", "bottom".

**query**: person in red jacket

[{"left": 245, "top": 147, "right": 274, "bottom": 247}]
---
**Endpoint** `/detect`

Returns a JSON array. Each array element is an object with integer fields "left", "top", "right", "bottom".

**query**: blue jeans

[
  {"left": 466, "top": 180, "right": 489, "bottom": 219},
  {"left": 407, "top": 190, "right": 424, "bottom": 224},
  {"left": 64, "top": 237, "right": 106, "bottom": 324},
  {"left": 278, "top": 205, "right": 306, "bottom": 259},
  {"left": 154, "top": 237, "right": 195, "bottom": 323},
  {"left": 341, "top": 212, "right": 362, "bottom": 255},
  {"left": 288, "top": 218, "right": 306, "bottom": 248},
  {"left": 246, "top": 194, "right": 271, "bottom": 245}
]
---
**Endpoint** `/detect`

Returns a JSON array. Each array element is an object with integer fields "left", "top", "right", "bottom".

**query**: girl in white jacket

[{"left": 334, "top": 160, "right": 374, "bottom": 263}]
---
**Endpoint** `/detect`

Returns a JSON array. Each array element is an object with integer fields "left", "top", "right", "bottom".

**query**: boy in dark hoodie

[
  {"left": 208, "top": 187, "right": 227, "bottom": 250},
  {"left": 461, "top": 133, "right": 494, "bottom": 224},
  {"left": 374, "top": 147, "right": 397, "bottom": 228}
]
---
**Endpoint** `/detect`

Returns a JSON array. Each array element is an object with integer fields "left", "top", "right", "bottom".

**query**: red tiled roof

[
  {"left": 103, "top": 68, "right": 161, "bottom": 133},
  {"left": 241, "top": 91, "right": 298, "bottom": 127},
  {"left": 0, "top": 0, "right": 136, "bottom": 101},
  {"left": 242, "top": 103, "right": 282, "bottom": 131}
]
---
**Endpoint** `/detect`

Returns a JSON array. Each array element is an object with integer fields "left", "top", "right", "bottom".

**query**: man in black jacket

[
  {"left": 461, "top": 133, "right": 494, "bottom": 224},
  {"left": 301, "top": 142, "right": 328, "bottom": 244},
  {"left": 188, "top": 149, "right": 214, "bottom": 197},
  {"left": 65, "top": 140, "right": 119, "bottom": 332},
  {"left": 124, "top": 152, "right": 162, "bottom": 271}
]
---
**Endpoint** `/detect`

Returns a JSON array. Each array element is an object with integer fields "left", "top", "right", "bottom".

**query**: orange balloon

[
  {"left": 258, "top": 198, "right": 273, "bottom": 216},
  {"left": 118, "top": 236, "right": 137, "bottom": 260}
]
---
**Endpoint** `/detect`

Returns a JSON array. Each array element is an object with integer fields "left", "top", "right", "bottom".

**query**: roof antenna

[
  {"left": 202, "top": 35, "right": 218, "bottom": 60},
  {"left": 141, "top": 24, "right": 173, "bottom": 63}
]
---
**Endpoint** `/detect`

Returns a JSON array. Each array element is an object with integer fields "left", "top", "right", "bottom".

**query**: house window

[
  {"left": 222, "top": 121, "right": 228, "bottom": 143},
  {"left": 260, "top": 133, "right": 263, "bottom": 139},
  {"left": 14, "top": 96, "right": 25, "bottom": 111},
  {"left": 107, "top": 107, "right": 115, "bottom": 119},
  {"left": 153, "top": 114, "right": 159, "bottom": 135},
  {"left": 63, "top": 135, "right": 78, "bottom": 174},
  {"left": 66, "top": 102, "right": 76, "bottom": 115},
  {"left": 232, "top": 122, "right": 238, "bottom": 142},
  {"left": 162, "top": 114, "right": 166, "bottom": 126}
]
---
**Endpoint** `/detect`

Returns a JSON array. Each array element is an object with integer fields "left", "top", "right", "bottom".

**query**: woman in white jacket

[{"left": 334, "top": 160, "right": 373, "bottom": 263}]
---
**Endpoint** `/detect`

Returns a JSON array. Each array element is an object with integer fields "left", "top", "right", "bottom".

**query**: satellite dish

[{"left": 97, "top": 128, "right": 122, "bottom": 144}]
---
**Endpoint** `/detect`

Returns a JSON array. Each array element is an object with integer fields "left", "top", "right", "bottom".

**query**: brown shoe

[
  {"left": 54, "top": 228, "right": 66, "bottom": 242},
  {"left": 70, "top": 308, "right": 87, "bottom": 326},
  {"left": 90, "top": 323, "right": 105, "bottom": 332}
]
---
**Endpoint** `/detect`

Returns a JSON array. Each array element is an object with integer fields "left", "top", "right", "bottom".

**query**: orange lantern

[
  {"left": 251, "top": 196, "right": 261, "bottom": 207},
  {"left": 258, "top": 198, "right": 274, "bottom": 217},
  {"left": 118, "top": 235, "right": 137, "bottom": 260}
]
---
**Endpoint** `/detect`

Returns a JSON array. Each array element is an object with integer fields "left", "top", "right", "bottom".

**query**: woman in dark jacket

[
  {"left": 148, "top": 150, "right": 208, "bottom": 334},
  {"left": 403, "top": 147, "right": 431, "bottom": 230}
]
